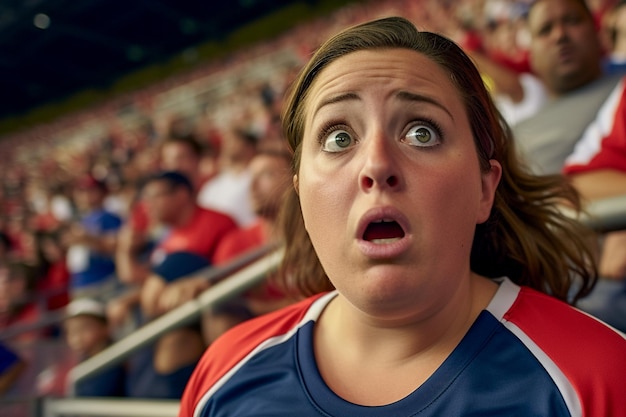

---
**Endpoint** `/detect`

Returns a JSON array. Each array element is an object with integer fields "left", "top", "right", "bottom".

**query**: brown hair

[{"left": 278, "top": 16, "right": 596, "bottom": 303}]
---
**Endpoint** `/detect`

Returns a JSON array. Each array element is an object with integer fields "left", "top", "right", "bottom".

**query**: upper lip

[
  {"left": 356, "top": 206, "right": 410, "bottom": 241},
  {"left": 556, "top": 44, "right": 575, "bottom": 59}
]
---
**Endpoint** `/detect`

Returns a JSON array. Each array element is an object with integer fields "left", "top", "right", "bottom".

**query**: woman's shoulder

[
  {"left": 198, "top": 293, "right": 332, "bottom": 376},
  {"left": 180, "top": 293, "right": 333, "bottom": 412},
  {"left": 509, "top": 285, "right": 625, "bottom": 346},
  {"left": 220, "top": 294, "right": 326, "bottom": 343},
  {"left": 499, "top": 282, "right": 626, "bottom": 393},
  {"left": 513, "top": 285, "right": 626, "bottom": 414}
]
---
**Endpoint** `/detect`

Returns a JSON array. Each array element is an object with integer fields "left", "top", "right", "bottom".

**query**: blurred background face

[
  {"left": 249, "top": 154, "right": 290, "bottom": 219},
  {"left": 0, "top": 265, "right": 27, "bottom": 314},
  {"left": 528, "top": 0, "right": 603, "bottom": 95},
  {"left": 141, "top": 180, "right": 186, "bottom": 225},
  {"left": 0, "top": 266, "right": 12, "bottom": 313},
  {"left": 160, "top": 142, "right": 200, "bottom": 180},
  {"left": 64, "top": 315, "right": 109, "bottom": 357},
  {"left": 220, "top": 130, "right": 257, "bottom": 167},
  {"left": 73, "top": 186, "right": 105, "bottom": 212}
]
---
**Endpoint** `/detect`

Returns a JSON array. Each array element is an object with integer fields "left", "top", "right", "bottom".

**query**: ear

[
  {"left": 477, "top": 160, "right": 502, "bottom": 224},
  {"left": 293, "top": 174, "right": 299, "bottom": 195}
]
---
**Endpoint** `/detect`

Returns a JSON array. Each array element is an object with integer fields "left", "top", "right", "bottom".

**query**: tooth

[{"left": 371, "top": 238, "right": 400, "bottom": 244}]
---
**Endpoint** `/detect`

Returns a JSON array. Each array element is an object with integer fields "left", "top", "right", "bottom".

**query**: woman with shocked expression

[
  {"left": 180, "top": 18, "right": 625, "bottom": 417},
  {"left": 299, "top": 48, "right": 501, "bottom": 322},
  {"left": 296, "top": 47, "right": 502, "bottom": 404}
]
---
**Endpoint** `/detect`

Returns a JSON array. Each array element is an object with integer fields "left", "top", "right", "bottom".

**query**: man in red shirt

[
  {"left": 138, "top": 171, "right": 238, "bottom": 318},
  {"left": 120, "top": 171, "right": 237, "bottom": 399}
]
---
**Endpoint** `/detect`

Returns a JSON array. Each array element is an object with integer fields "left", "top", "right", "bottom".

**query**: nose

[
  {"left": 551, "top": 22, "right": 568, "bottom": 42},
  {"left": 359, "top": 131, "right": 402, "bottom": 192}
]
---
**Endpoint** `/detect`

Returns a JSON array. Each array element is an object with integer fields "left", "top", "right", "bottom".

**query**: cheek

[
  {"left": 298, "top": 165, "right": 351, "bottom": 240},
  {"left": 421, "top": 159, "right": 484, "bottom": 227}
]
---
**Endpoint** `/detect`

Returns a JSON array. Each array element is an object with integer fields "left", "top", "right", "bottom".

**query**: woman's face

[{"left": 297, "top": 48, "right": 501, "bottom": 320}]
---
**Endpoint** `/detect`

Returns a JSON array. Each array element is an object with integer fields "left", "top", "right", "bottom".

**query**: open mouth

[{"left": 363, "top": 219, "right": 405, "bottom": 244}]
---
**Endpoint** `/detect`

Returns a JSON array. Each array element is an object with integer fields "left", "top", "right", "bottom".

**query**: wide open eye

[
  {"left": 323, "top": 130, "right": 354, "bottom": 153},
  {"left": 403, "top": 124, "right": 441, "bottom": 148}
]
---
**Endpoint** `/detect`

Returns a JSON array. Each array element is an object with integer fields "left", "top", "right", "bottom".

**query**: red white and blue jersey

[
  {"left": 179, "top": 278, "right": 626, "bottom": 417},
  {"left": 564, "top": 77, "right": 626, "bottom": 175}
]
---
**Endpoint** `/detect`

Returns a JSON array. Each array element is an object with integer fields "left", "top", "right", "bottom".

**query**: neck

[
  {"left": 326, "top": 277, "right": 493, "bottom": 358},
  {"left": 85, "top": 340, "right": 110, "bottom": 358},
  {"left": 313, "top": 274, "right": 498, "bottom": 405},
  {"left": 171, "top": 204, "right": 196, "bottom": 228},
  {"left": 549, "top": 70, "right": 603, "bottom": 99}
]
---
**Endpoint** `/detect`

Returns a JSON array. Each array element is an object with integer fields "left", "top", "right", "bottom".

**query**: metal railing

[
  {"left": 67, "top": 245, "right": 283, "bottom": 394},
  {"left": 578, "top": 194, "right": 626, "bottom": 232},
  {"left": 42, "top": 398, "right": 179, "bottom": 417}
]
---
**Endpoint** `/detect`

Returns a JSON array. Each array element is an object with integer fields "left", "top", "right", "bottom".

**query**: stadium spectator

[
  {"left": 109, "top": 171, "right": 236, "bottom": 398},
  {"left": 138, "top": 171, "right": 237, "bottom": 316},
  {"left": 65, "top": 175, "right": 122, "bottom": 300},
  {"left": 125, "top": 251, "right": 209, "bottom": 399},
  {"left": 601, "top": 0, "right": 626, "bottom": 74},
  {"left": 213, "top": 148, "right": 291, "bottom": 268},
  {"left": 449, "top": 0, "right": 547, "bottom": 126},
  {"left": 559, "top": 31, "right": 626, "bottom": 331},
  {"left": 0, "top": 261, "right": 41, "bottom": 343},
  {"left": 159, "top": 134, "right": 209, "bottom": 191},
  {"left": 512, "top": 0, "right": 619, "bottom": 174},
  {"left": 116, "top": 134, "right": 213, "bottom": 286},
  {"left": 197, "top": 128, "right": 258, "bottom": 227},
  {"left": 36, "top": 298, "right": 126, "bottom": 397},
  {"left": 32, "top": 229, "right": 70, "bottom": 312},
  {"left": 62, "top": 298, "right": 125, "bottom": 397},
  {"left": 110, "top": 131, "right": 232, "bottom": 333},
  {"left": 198, "top": 148, "right": 295, "bottom": 344},
  {"left": 511, "top": 0, "right": 626, "bottom": 329}
]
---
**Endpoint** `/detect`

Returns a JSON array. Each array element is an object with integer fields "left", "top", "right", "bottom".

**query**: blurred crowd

[{"left": 1, "top": 0, "right": 625, "bottom": 404}]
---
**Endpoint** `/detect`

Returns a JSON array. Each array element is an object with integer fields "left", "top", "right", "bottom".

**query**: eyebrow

[
  {"left": 313, "top": 92, "right": 360, "bottom": 118},
  {"left": 396, "top": 91, "right": 454, "bottom": 121},
  {"left": 313, "top": 91, "right": 454, "bottom": 120}
]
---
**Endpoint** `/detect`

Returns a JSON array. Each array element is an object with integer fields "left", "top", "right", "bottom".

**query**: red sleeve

[
  {"left": 178, "top": 295, "right": 323, "bottom": 417},
  {"left": 212, "top": 229, "right": 249, "bottom": 266},
  {"left": 505, "top": 288, "right": 626, "bottom": 417},
  {"left": 213, "top": 224, "right": 265, "bottom": 266},
  {"left": 129, "top": 201, "right": 149, "bottom": 232},
  {"left": 564, "top": 80, "right": 626, "bottom": 175}
]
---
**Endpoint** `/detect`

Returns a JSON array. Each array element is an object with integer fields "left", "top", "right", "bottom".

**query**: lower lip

[
  {"left": 356, "top": 235, "right": 412, "bottom": 259},
  {"left": 558, "top": 48, "right": 575, "bottom": 62}
]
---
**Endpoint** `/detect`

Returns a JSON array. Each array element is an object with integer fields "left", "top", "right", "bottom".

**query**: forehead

[
  {"left": 305, "top": 48, "right": 462, "bottom": 116},
  {"left": 146, "top": 179, "right": 167, "bottom": 188},
  {"left": 528, "top": 0, "right": 590, "bottom": 27},
  {"left": 143, "top": 179, "right": 172, "bottom": 193},
  {"left": 162, "top": 142, "right": 196, "bottom": 157}
]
